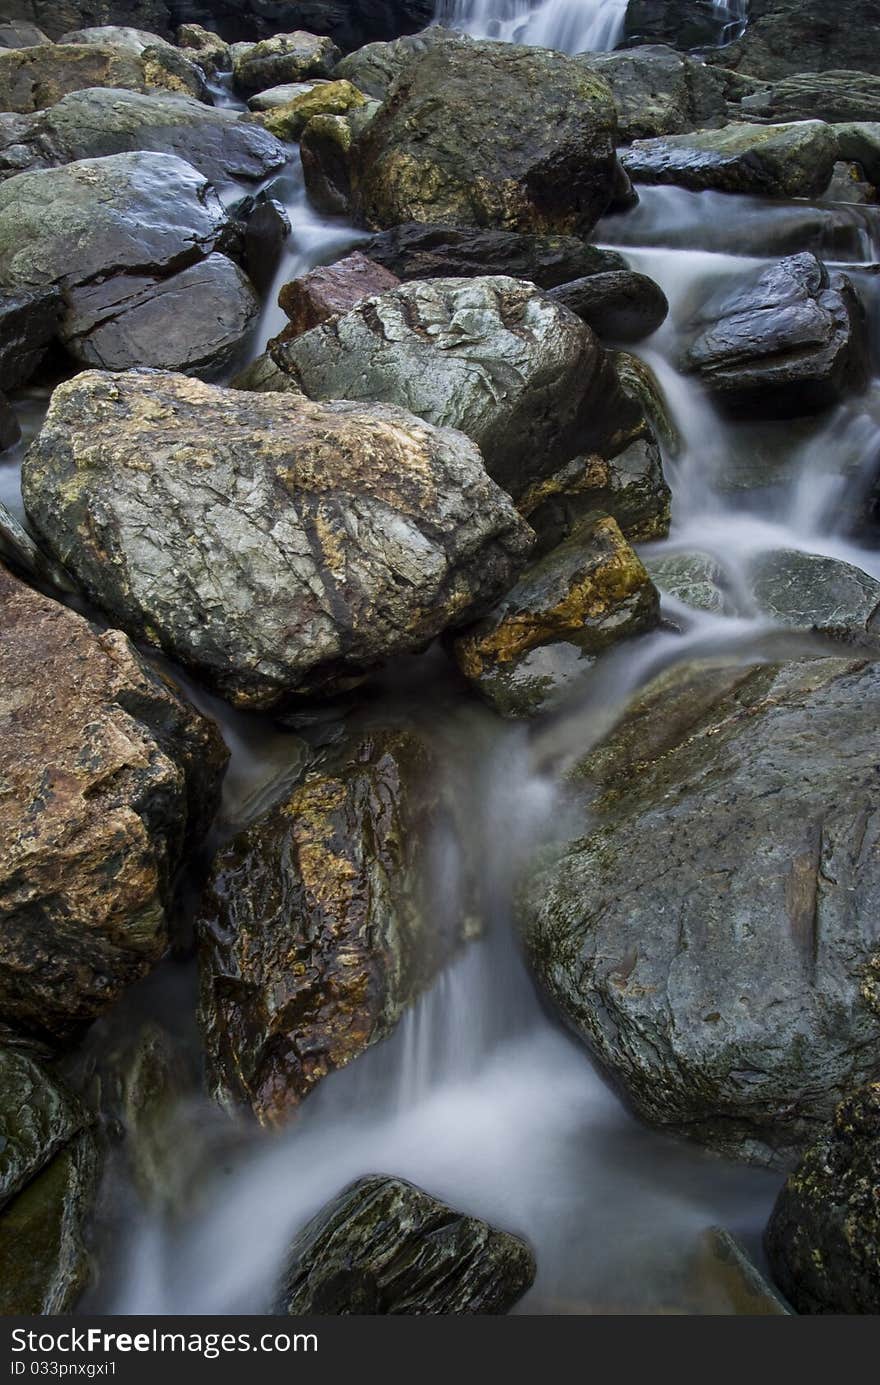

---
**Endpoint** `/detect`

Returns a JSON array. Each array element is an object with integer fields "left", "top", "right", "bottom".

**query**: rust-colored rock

[
  {"left": 0, "top": 564, "right": 228, "bottom": 1045},
  {"left": 275, "top": 252, "right": 400, "bottom": 342}
]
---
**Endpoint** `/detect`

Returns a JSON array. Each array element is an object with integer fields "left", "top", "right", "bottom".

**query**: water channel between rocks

[{"left": 3, "top": 1, "right": 880, "bottom": 1317}]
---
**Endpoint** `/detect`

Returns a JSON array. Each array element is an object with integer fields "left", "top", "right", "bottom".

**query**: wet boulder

[
  {"left": 765, "top": 1083, "right": 880, "bottom": 1314},
  {"left": 547, "top": 271, "right": 668, "bottom": 344},
  {"left": 232, "top": 31, "right": 339, "bottom": 95},
  {"left": 682, "top": 252, "right": 867, "bottom": 416},
  {"left": 351, "top": 33, "right": 620, "bottom": 235},
  {"left": 749, "top": 549, "right": 880, "bottom": 643},
  {"left": 0, "top": 87, "right": 290, "bottom": 185},
  {"left": 275, "top": 251, "right": 399, "bottom": 339},
  {"left": 0, "top": 1049, "right": 99, "bottom": 1314},
  {"left": 278, "top": 1176, "right": 536, "bottom": 1315},
  {"left": 453, "top": 513, "right": 660, "bottom": 718},
  {"left": 362, "top": 222, "right": 626, "bottom": 288},
  {"left": 521, "top": 655, "right": 880, "bottom": 1166},
  {"left": 199, "top": 726, "right": 470, "bottom": 1123},
  {"left": 0, "top": 563, "right": 227, "bottom": 1045},
  {"left": 267, "top": 275, "right": 620, "bottom": 499},
  {"left": 621, "top": 121, "right": 840, "bottom": 198},
  {"left": 578, "top": 46, "right": 736, "bottom": 143},
  {"left": 21, "top": 371, "right": 533, "bottom": 709},
  {"left": 0, "top": 285, "right": 63, "bottom": 392},
  {"left": 0, "top": 40, "right": 206, "bottom": 112},
  {"left": 0, "top": 152, "right": 252, "bottom": 374}
]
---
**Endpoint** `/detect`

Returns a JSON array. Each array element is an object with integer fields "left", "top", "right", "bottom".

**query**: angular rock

[
  {"left": 21, "top": 371, "right": 533, "bottom": 708},
  {"left": 233, "top": 30, "right": 339, "bottom": 95},
  {"left": 453, "top": 514, "right": 659, "bottom": 718},
  {"left": 361, "top": 222, "right": 627, "bottom": 289},
  {"left": 0, "top": 1048, "right": 87, "bottom": 1206},
  {"left": 0, "top": 562, "right": 227, "bottom": 1045},
  {"left": 834, "top": 122, "right": 880, "bottom": 187},
  {"left": 0, "top": 40, "right": 206, "bottom": 112},
  {"left": 682, "top": 252, "right": 867, "bottom": 416},
  {"left": 738, "top": 71, "right": 880, "bottom": 125},
  {"left": 0, "top": 87, "right": 290, "bottom": 185},
  {"left": 765, "top": 1083, "right": 880, "bottom": 1314},
  {"left": 199, "top": 725, "right": 471, "bottom": 1122},
  {"left": 578, "top": 46, "right": 737, "bottom": 143},
  {"left": 253, "top": 77, "right": 365, "bottom": 140},
  {"left": 0, "top": 497, "right": 75, "bottom": 592},
  {"left": 278, "top": 1175, "right": 536, "bottom": 1315},
  {"left": 268, "top": 275, "right": 618, "bottom": 499},
  {"left": 644, "top": 550, "right": 728, "bottom": 615},
  {"left": 299, "top": 107, "right": 365, "bottom": 214},
  {"left": 521, "top": 655, "right": 880, "bottom": 1166},
  {"left": 548, "top": 271, "right": 668, "bottom": 344},
  {"left": 0, "top": 287, "right": 62, "bottom": 391},
  {"left": 352, "top": 33, "right": 619, "bottom": 235},
  {"left": 749, "top": 549, "right": 880, "bottom": 642},
  {"left": 621, "top": 121, "right": 840, "bottom": 198},
  {"left": 518, "top": 432, "right": 671, "bottom": 554},
  {"left": 275, "top": 251, "right": 399, "bottom": 340},
  {"left": 612, "top": 350, "right": 681, "bottom": 455},
  {"left": 234, "top": 189, "right": 291, "bottom": 296}
]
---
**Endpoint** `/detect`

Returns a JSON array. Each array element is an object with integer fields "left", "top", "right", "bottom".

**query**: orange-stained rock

[
  {"left": 275, "top": 251, "right": 400, "bottom": 342},
  {"left": 0, "top": 564, "right": 228, "bottom": 1045}
]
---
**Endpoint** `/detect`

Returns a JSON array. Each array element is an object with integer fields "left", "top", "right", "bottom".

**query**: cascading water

[{"left": 432, "top": 0, "right": 630, "bottom": 53}]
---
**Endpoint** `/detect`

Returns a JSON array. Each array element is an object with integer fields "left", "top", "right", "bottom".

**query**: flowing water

[
  {"left": 4, "top": 6, "right": 880, "bottom": 1317},
  {"left": 432, "top": 0, "right": 748, "bottom": 52}
]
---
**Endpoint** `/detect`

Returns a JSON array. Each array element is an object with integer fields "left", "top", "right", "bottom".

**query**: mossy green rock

[
  {"left": 352, "top": 32, "right": 619, "bottom": 234},
  {"left": 521, "top": 656, "right": 880, "bottom": 1166},
  {"left": 279, "top": 1175, "right": 535, "bottom": 1315}
]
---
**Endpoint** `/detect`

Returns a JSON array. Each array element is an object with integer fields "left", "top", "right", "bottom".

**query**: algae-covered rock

[
  {"left": 0, "top": 40, "right": 205, "bottom": 112},
  {"left": 333, "top": 24, "right": 449, "bottom": 100},
  {"left": 278, "top": 1175, "right": 536, "bottom": 1315},
  {"left": 765, "top": 1083, "right": 880, "bottom": 1313},
  {"left": 621, "top": 121, "right": 840, "bottom": 198},
  {"left": 199, "top": 726, "right": 472, "bottom": 1123},
  {"left": 233, "top": 31, "right": 339, "bottom": 95},
  {"left": 253, "top": 78, "right": 365, "bottom": 140},
  {"left": 453, "top": 514, "right": 660, "bottom": 718},
  {"left": 22, "top": 370, "right": 532, "bottom": 709},
  {"left": 521, "top": 656, "right": 880, "bottom": 1166}
]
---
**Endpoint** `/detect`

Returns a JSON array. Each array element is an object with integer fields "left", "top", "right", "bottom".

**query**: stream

[{"left": 3, "top": 0, "right": 879, "bottom": 1317}]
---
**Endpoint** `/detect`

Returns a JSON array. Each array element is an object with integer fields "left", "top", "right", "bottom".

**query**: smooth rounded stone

[
  {"left": 748, "top": 549, "right": 880, "bottom": 642},
  {"left": 352, "top": 33, "right": 619, "bottom": 235},
  {"left": 0, "top": 21, "right": 52, "bottom": 48},
  {"left": 0, "top": 393, "right": 19, "bottom": 453},
  {"left": 738, "top": 71, "right": 880, "bottom": 125},
  {"left": 548, "top": 271, "right": 668, "bottom": 344},
  {"left": 247, "top": 80, "right": 322, "bottom": 110},
  {"left": 521, "top": 655, "right": 880, "bottom": 1166},
  {"left": 765, "top": 1083, "right": 880, "bottom": 1314},
  {"left": 0, "top": 1050, "right": 99, "bottom": 1315},
  {"left": 22, "top": 371, "right": 533, "bottom": 709},
  {"left": 682, "top": 252, "right": 867, "bottom": 416},
  {"left": 278, "top": 1175, "right": 536, "bottom": 1315},
  {"left": 275, "top": 251, "right": 399, "bottom": 339},
  {"left": 0, "top": 562, "right": 227, "bottom": 1046},
  {"left": 644, "top": 550, "right": 728, "bottom": 614},
  {"left": 233, "top": 31, "right": 339, "bottom": 95},
  {"left": 577, "top": 46, "right": 737, "bottom": 143},
  {"left": 58, "top": 25, "right": 174, "bottom": 53},
  {"left": 333, "top": 23, "right": 452, "bottom": 100},
  {"left": 0, "top": 40, "right": 207, "bottom": 112},
  {"left": 621, "top": 121, "right": 840, "bottom": 198},
  {"left": 0, "top": 287, "right": 62, "bottom": 391},
  {"left": 622, "top": 0, "right": 737, "bottom": 51},
  {"left": 175, "top": 23, "right": 230, "bottom": 77},
  {"left": 61, "top": 252, "right": 258, "bottom": 375},
  {"left": 199, "top": 724, "right": 472, "bottom": 1123},
  {"left": 517, "top": 429, "right": 671, "bottom": 554},
  {"left": 269, "top": 275, "right": 616, "bottom": 499},
  {"left": 453, "top": 514, "right": 660, "bottom": 719},
  {"left": 254, "top": 78, "right": 366, "bottom": 140},
  {"left": 0, "top": 87, "right": 290, "bottom": 185},
  {"left": 362, "top": 222, "right": 627, "bottom": 289},
  {"left": 706, "top": 0, "right": 880, "bottom": 81}
]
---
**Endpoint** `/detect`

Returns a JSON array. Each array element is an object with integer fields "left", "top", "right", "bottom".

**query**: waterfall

[{"left": 432, "top": 0, "right": 630, "bottom": 54}]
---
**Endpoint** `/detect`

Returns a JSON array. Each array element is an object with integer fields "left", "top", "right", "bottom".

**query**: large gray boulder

[
  {"left": 267, "top": 276, "right": 626, "bottom": 499},
  {"left": 578, "top": 45, "right": 740, "bottom": 143},
  {"left": 621, "top": 121, "right": 840, "bottom": 198},
  {"left": 350, "top": 32, "right": 620, "bottom": 235},
  {"left": 521, "top": 656, "right": 880, "bottom": 1167},
  {"left": 0, "top": 87, "right": 289, "bottom": 185},
  {"left": 333, "top": 23, "right": 450, "bottom": 100},
  {"left": 682, "top": 253, "right": 867, "bottom": 416},
  {"left": 278, "top": 1176, "right": 535, "bottom": 1315},
  {"left": 199, "top": 724, "right": 471, "bottom": 1123},
  {"left": 21, "top": 370, "right": 533, "bottom": 709},
  {"left": 0, "top": 152, "right": 254, "bottom": 373},
  {"left": 765, "top": 1083, "right": 880, "bottom": 1314},
  {"left": 0, "top": 39, "right": 207, "bottom": 112},
  {"left": 232, "top": 30, "right": 339, "bottom": 95}
]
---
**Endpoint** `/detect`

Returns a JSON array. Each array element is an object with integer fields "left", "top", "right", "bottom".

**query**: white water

[{"left": 433, "top": 0, "right": 630, "bottom": 53}]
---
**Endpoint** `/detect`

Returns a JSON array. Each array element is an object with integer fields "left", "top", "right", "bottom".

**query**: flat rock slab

[{"left": 621, "top": 120, "right": 840, "bottom": 197}]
